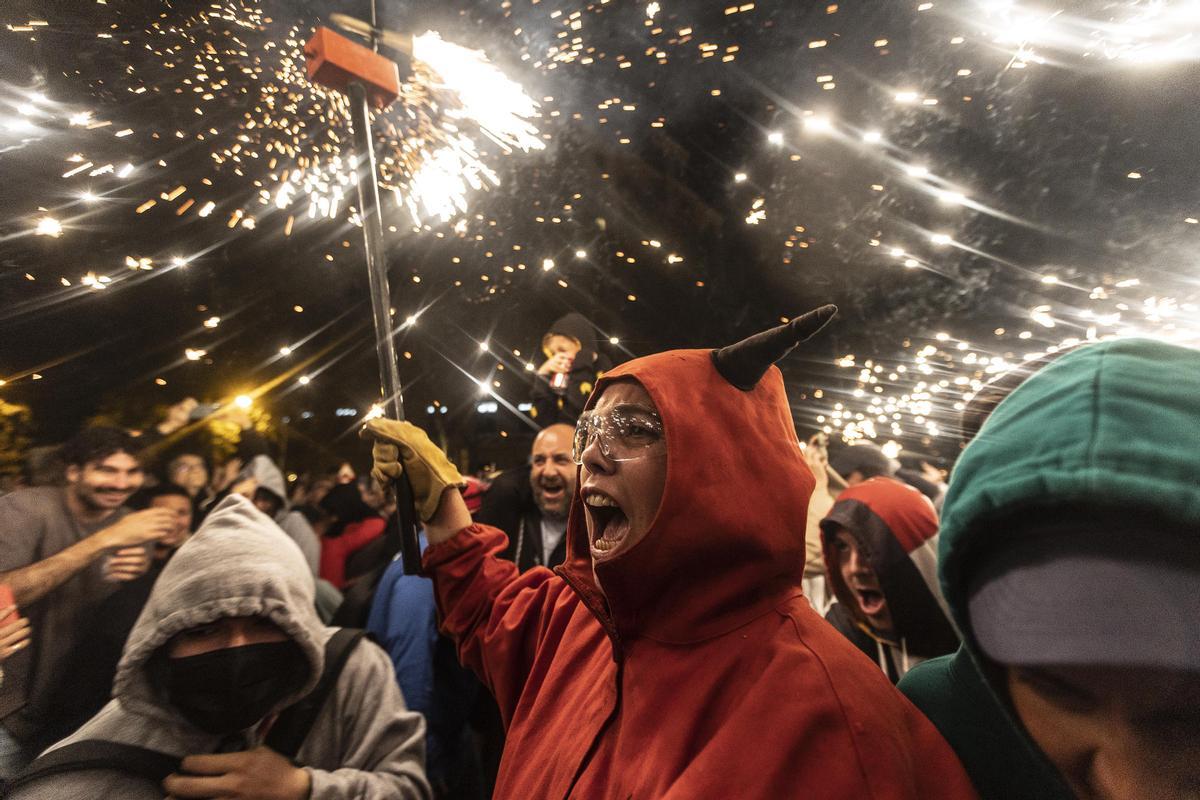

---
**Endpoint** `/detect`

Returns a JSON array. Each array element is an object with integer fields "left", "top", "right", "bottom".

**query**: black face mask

[{"left": 161, "top": 640, "right": 309, "bottom": 735}]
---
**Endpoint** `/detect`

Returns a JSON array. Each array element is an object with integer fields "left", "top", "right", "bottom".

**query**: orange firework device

[{"left": 304, "top": 26, "right": 400, "bottom": 110}]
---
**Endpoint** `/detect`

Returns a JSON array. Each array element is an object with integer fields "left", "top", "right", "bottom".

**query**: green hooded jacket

[{"left": 899, "top": 337, "right": 1200, "bottom": 799}]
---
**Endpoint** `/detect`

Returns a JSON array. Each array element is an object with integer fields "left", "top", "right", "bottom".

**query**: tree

[{"left": 0, "top": 399, "right": 34, "bottom": 481}]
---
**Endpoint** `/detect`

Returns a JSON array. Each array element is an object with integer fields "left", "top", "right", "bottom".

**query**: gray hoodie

[
  {"left": 11, "top": 494, "right": 430, "bottom": 800},
  {"left": 241, "top": 454, "right": 322, "bottom": 577}
]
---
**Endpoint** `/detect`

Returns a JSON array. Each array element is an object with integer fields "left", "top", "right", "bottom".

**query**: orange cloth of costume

[{"left": 424, "top": 348, "right": 978, "bottom": 798}]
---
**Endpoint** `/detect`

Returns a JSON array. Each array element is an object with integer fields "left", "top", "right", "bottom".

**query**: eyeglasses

[{"left": 572, "top": 407, "right": 665, "bottom": 465}]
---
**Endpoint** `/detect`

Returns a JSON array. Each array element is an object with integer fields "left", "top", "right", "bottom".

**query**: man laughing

[
  {"left": 528, "top": 424, "right": 576, "bottom": 567},
  {"left": 476, "top": 424, "right": 578, "bottom": 572},
  {"left": 0, "top": 427, "right": 175, "bottom": 776}
]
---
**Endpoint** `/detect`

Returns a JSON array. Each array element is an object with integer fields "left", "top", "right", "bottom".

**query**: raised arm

[
  {"left": 0, "top": 508, "right": 175, "bottom": 607},
  {"left": 420, "top": 522, "right": 573, "bottom": 723},
  {"left": 360, "top": 421, "right": 579, "bottom": 719}
]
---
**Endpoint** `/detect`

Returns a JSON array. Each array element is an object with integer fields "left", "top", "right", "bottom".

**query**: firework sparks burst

[{"left": 56, "top": 2, "right": 544, "bottom": 233}]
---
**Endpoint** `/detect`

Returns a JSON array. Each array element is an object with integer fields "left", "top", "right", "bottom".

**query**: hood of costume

[
  {"left": 900, "top": 338, "right": 1200, "bottom": 799},
  {"left": 557, "top": 349, "right": 811, "bottom": 643},
  {"left": 821, "top": 477, "right": 958, "bottom": 659},
  {"left": 938, "top": 337, "right": 1200, "bottom": 630},
  {"left": 427, "top": 331, "right": 976, "bottom": 798}
]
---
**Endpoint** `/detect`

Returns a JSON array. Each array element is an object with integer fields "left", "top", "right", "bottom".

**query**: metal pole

[
  {"left": 348, "top": 82, "right": 404, "bottom": 421},
  {"left": 347, "top": 80, "right": 423, "bottom": 575},
  {"left": 368, "top": 0, "right": 384, "bottom": 63}
]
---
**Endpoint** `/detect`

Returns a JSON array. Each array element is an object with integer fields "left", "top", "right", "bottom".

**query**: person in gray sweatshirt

[
  {"left": 238, "top": 454, "right": 322, "bottom": 579},
  {"left": 6, "top": 494, "right": 431, "bottom": 800}
]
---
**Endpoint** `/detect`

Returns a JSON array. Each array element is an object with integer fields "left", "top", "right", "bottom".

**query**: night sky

[{"left": 1, "top": 0, "right": 1197, "bottom": 474}]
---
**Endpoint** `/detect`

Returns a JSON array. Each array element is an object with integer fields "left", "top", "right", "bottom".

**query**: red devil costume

[{"left": 423, "top": 309, "right": 977, "bottom": 798}]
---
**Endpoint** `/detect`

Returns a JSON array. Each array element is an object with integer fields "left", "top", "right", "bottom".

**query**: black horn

[{"left": 711, "top": 305, "right": 838, "bottom": 390}]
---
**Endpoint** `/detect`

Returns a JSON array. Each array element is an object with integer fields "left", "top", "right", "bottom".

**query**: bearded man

[
  {"left": 0, "top": 427, "right": 175, "bottom": 776},
  {"left": 475, "top": 424, "right": 576, "bottom": 572},
  {"left": 363, "top": 306, "right": 978, "bottom": 798}
]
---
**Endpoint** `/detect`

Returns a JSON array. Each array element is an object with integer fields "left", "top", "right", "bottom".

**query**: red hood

[
  {"left": 830, "top": 478, "right": 938, "bottom": 554},
  {"left": 557, "top": 348, "right": 813, "bottom": 644},
  {"left": 820, "top": 477, "right": 958, "bottom": 657}
]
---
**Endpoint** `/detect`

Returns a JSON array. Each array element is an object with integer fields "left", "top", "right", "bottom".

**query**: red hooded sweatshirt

[
  {"left": 424, "top": 349, "right": 977, "bottom": 798},
  {"left": 820, "top": 477, "right": 961, "bottom": 681}
]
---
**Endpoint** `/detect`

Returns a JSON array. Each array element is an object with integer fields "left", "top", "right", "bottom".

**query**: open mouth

[
  {"left": 584, "top": 491, "right": 630, "bottom": 560},
  {"left": 854, "top": 588, "right": 886, "bottom": 617},
  {"left": 538, "top": 481, "right": 565, "bottom": 503}
]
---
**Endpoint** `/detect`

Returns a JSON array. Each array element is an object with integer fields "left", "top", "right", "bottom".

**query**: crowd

[{"left": 0, "top": 307, "right": 1196, "bottom": 799}]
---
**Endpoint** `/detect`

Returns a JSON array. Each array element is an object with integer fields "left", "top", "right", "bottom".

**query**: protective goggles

[{"left": 572, "top": 407, "right": 666, "bottom": 465}]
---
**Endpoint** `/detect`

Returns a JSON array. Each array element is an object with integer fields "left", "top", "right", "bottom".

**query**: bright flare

[{"left": 35, "top": 217, "right": 62, "bottom": 237}]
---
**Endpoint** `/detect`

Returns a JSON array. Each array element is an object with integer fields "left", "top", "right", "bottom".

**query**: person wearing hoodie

[
  {"left": 234, "top": 455, "right": 322, "bottom": 579},
  {"left": 820, "top": 477, "right": 959, "bottom": 683},
  {"left": 230, "top": 456, "right": 344, "bottom": 623},
  {"left": 6, "top": 493, "right": 431, "bottom": 800},
  {"left": 899, "top": 338, "right": 1200, "bottom": 800},
  {"left": 529, "top": 311, "right": 612, "bottom": 427},
  {"left": 363, "top": 306, "right": 978, "bottom": 799}
]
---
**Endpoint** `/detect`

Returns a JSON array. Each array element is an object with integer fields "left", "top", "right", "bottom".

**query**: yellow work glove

[{"left": 360, "top": 418, "right": 466, "bottom": 522}]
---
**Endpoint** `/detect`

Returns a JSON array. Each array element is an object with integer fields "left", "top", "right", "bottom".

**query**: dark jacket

[
  {"left": 529, "top": 312, "right": 611, "bottom": 427},
  {"left": 473, "top": 466, "right": 566, "bottom": 572},
  {"left": 898, "top": 338, "right": 1200, "bottom": 799}
]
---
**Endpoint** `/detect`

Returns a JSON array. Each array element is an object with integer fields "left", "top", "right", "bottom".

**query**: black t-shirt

[{"left": 41, "top": 561, "right": 163, "bottom": 747}]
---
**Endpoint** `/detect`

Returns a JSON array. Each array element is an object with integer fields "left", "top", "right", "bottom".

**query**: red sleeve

[
  {"left": 346, "top": 516, "right": 387, "bottom": 549},
  {"left": 319, "top": 517, "right": 386, "bottom": 588},
  {"left": 319, "top": 535, "right": 347, "bottom": 587},
  {"left": 423, "top": 524, "right": 578, "bottom": 724}
]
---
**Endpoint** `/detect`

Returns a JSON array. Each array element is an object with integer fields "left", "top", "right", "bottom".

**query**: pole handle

[{"left": 393, "top": 472, "right": 424, "bottom": 576}]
